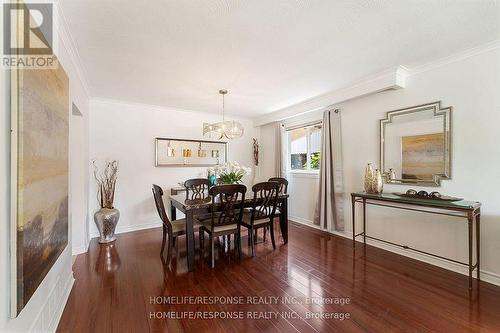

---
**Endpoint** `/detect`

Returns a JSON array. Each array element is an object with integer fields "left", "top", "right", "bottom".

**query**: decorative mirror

[{"left": 380, "top": 101, "right": 452, "bottom": 186}]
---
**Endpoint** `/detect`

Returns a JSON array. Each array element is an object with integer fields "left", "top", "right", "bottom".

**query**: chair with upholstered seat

[
  {"left": 240, "top": 181, "right": 280, "bottom": 257},
  {"left": 263, "top": 177, "right": 288, "bottom": 242},
  {"left": 152, "top": 184, "right": 203, "bottom": 263},
  {"left": 195, "top": 184, "right": 246, "bottom": 268}
]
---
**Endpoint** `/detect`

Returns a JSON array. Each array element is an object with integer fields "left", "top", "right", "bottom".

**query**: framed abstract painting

[{"left": 10, "top": 59, "right": 70, "bottom": 316}]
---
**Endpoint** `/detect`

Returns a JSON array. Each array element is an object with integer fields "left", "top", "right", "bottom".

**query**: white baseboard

[
  {"left": 30, "top": 269, "right": 75, "bottom": 332},
  {"left": 289, "top": 216, "right": 500, "bottom": 287},
  {"left": 89, "top": 221, "right": 162, "bottom": 239},
  {"left": 288, "top": 215, "right": 314, "bottom": 225},
  {"left": 71, "top": 240, "right": 90, "bottom": 256},
  {"left": 48, "top": 273, "right": 74, "bottom": 332}
]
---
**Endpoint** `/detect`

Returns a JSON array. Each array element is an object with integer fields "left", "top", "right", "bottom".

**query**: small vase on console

[
  {"left": 364, "top": 163, "right": 375, "bottom": 193},
  {"left": 364, "top": 163, "right": 383, "bottom": 194},
  {"left": 372, "top": 169, "right": 383, "bottom": 194}
]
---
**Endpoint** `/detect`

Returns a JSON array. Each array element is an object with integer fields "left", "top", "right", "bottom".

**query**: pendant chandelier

[{"left": 203, "top": 89, "right": 244, "bottom": 140}]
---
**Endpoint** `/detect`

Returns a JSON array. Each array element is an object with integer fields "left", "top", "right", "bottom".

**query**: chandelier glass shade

[{"left": 203, "top": 90, "right": 244, "bottom": 140}]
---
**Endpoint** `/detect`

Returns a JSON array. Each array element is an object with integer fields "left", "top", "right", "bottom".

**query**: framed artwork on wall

[
  {"left": 10, "top": 59, "right": 70, "bottom": 316},
  {"left": 155, "top": 138, "right": 227, "bottom": 167},
  {"left": 401, "top": 132, "right": 446, "bottom": 180}
]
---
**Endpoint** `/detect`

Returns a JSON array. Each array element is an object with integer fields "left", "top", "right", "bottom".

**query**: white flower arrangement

[{"left": 208, "top": 162, "right": 252, "bottom": 184}]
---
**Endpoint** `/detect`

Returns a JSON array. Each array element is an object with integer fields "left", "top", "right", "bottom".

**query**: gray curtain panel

[
  {"left": 314, "top": 109, "right": 345, "bottom": 231},
  {"left": 275, "top": 122, "right": 286, "bottom": 177}
]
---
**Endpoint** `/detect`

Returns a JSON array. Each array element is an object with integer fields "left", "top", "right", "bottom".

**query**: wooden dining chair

[
  {"left": 195, "top": 184, "right": 247, "bottom": 268},
  {"left": 263, "top": 177, "right": 288, "bottom": 242},
  {"left": 152, "top": 184, "right": 203, "bottom": 263},
  {"left": 240, "top": 181, "right": 280, "bottom": 257},
  {"left": 184, "top": 178, "right": 210, "bottom": 198},
  {"left": 184, "top": 178, "right": 212, "bottom": 220},
  {"left": 268, "top": 177, "right": 288, "bottom": 197}
]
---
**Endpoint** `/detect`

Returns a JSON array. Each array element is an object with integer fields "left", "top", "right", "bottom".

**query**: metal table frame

[{"left": 351, "top": 192, "right": 481, "bottom": 290}]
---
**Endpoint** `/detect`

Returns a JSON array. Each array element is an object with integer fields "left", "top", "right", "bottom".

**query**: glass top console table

[{"left": 351, "top": 192, "right": 481, "bottom": 290}]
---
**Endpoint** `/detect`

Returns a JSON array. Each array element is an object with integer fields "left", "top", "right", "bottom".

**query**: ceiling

[{"left": 60, "top": 0, "right": 499, "bottom": 118}]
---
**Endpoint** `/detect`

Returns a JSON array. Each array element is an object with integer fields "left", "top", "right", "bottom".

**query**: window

[{"left": 287, "top": 123, "right": 322, "bottom": 172}]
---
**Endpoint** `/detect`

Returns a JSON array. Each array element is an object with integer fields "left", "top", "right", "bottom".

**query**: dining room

[{"left": 2, "top": 1, "right": 500, "bottom": 333}]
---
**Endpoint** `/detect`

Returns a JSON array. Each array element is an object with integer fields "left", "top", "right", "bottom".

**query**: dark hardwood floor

[{"left": 57, "top": 221, "right": 500, "bottom": 333}]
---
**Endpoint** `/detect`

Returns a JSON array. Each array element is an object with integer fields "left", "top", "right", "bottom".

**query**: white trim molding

[
  {"left": 408, "top": 39, "right": 500, "bottom": 77},
  {"left": 289, "top": 217, "right": 500, "bottom": 288},
  {"left": 254, "top": 66, "right": 407, "bottom": 126},
  {"left": 29, "top": 270, "right": 74, "bottom": 333},
  {"left": 72, "top": 241, "right": 90, "bottom": 256},
  {"left": 91, "top": 97, "right": 254, "bottom": 121},
  {"left": 254, "top": 39, "right": 500, "bottom": 127},
  {"left": 89, "top": 221, "right": 162, "bottom": 239},
  {"left": 54, "top": 2, "right": 92, "bottom": 99},
  {"left": 47, "top": 273, "right": 74, "bottom": 332}
]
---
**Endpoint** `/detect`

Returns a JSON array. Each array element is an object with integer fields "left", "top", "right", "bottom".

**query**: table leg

[
  {"left": 351, "top": 195, "right": 355, "bottom": 248},
  {"left": 362, "top": 198, "right": 366, "bottom": 245},
  {"left": 186, "top": 210, "right": 195, "bottom": 272},
  {"left": 170, "top": 202, "right": 177, "bottom": 220},
  {"left": 476, "top": 212, "right": 481, "bottom": 281},
  {"left": 280, "top": 197, "right": 288, "bottom": 244},
  {"left": 468, "top": 213, "right": 473, "bottom": 290}
]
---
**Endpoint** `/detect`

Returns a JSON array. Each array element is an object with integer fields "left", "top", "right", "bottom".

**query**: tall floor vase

[{"left": 94, "top": 208, "right": 120, "bottom": 243}]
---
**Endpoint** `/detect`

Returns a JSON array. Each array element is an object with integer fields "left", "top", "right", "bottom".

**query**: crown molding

[
  {"left": 54, "top": 1, "right": 92, "bottom": 99},
  {"left": 91, "top": 97, "right": 255, "bottom": 121},
  {"left": 91, "top": 97, "right": 200, "bottom": 114},
  {"left": 408, "top": 39, "right": 500, "bottom": 77},
  {"left": 253, "top": 66, "right": 407, "bottom": 126},
  {"left": 253, "top": 39, "right": 500, "bottom": 127}
]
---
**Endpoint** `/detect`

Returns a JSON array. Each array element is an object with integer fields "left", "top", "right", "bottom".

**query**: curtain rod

[
  {"left": 283, "top": 108, "right": 339, "bottom": 131},
  {"left": 285, "top": 120, "right": 323, "bottom": 131}
]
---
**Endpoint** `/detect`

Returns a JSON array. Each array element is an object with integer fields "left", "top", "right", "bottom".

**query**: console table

[{"left": 351, "top": 192, "right": 481, "bottom": 290}]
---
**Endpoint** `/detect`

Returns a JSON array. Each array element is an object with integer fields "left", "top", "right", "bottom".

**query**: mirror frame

[
  {"left": 380, "top": 101, "right": 452, "bottom": 187},
  {"left": 155, "top": 137, "right": 228, "bottom": 167}
]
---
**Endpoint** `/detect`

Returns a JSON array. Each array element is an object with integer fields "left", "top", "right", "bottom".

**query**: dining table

[{"left": 169, "top": 187, "right": 289, "bottom": 272}]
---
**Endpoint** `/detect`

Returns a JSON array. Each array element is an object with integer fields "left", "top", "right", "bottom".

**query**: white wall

[
  {"left": 88, "top": 99, "right": 260, "bottom": 236},
  {"left": 258, "top": 123, "right": 277, "bottom": 182},
  {"left": 0, "top": 5, "right": 90, "bottom": 331},
  {"left": 259, "top": 45, "right": 500, "bottom": 285},
  {"left": 70, "top": 100, "right": 91, "bottom": 255}
]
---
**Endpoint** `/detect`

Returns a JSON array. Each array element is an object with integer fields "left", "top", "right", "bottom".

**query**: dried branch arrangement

[
  {"left": 93, "top": 160, "right": 119, "bottom": 209},
  {"left": 253, "top": 138, "right": 259, "bottom": 166}
]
